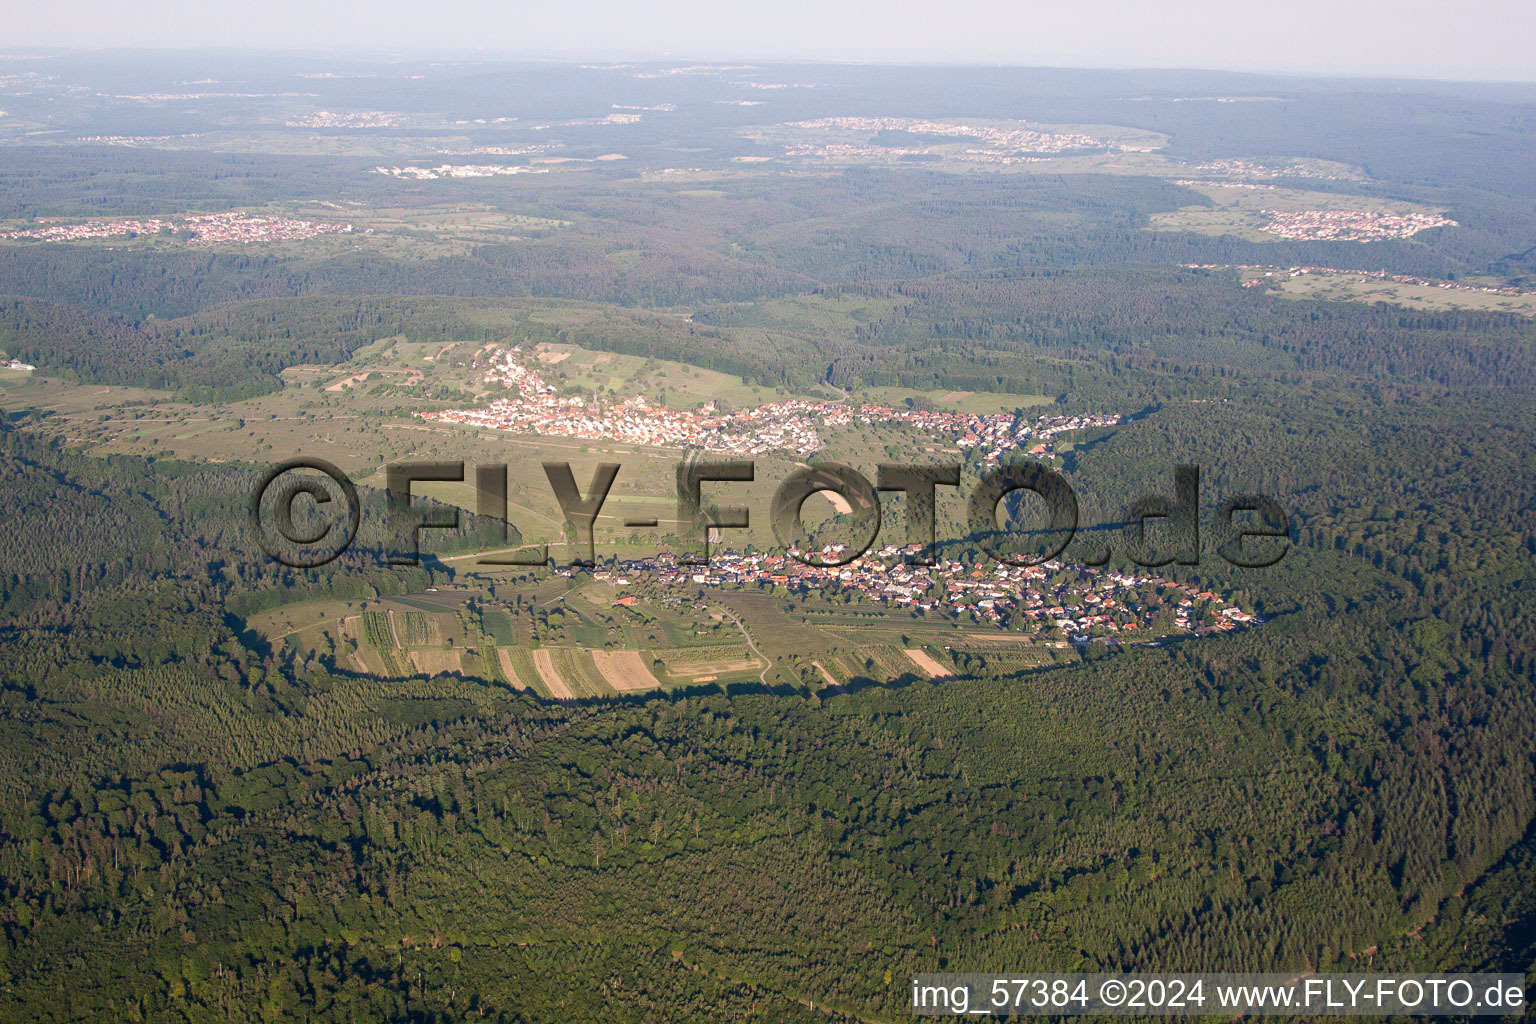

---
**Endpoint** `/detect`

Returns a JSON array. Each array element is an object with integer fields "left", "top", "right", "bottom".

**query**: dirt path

[
  {"left": 811, "top": 661, "right": 839, "bottom": 687},
  {"left": 532, "top": 649, "right": 575, "bottom": 700},
  {"left": 324, "top": 372, "right": 369, "bottom": 392},
  {"left": 722, "top": 611, "right": 772, "bottom": 685},
  {"left": 386, "top": 609, "right": 403, "bottom": 649}
]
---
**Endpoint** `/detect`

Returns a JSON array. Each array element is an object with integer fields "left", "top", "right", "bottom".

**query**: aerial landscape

[{"left": 0, "top": 6, "right": 1533, "bottom": 1021}]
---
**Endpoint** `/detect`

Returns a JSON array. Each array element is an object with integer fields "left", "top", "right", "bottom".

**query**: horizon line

[{"left": 2, "top": 46, "right": 1534, "bottom": 87}]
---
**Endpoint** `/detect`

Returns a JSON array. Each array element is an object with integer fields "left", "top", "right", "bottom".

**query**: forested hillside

[{"left": 2, "top": 327, "right": 1532, "bottom": 1020}]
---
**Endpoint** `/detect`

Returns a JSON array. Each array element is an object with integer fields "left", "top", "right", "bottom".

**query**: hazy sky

[{"left": 10, "top": 0, "right": 1535, "bottom": 82}]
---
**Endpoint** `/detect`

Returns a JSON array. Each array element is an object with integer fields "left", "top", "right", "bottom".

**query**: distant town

[
  {"left": 1258, "top": 209, "right": 1456, "bottom": 242},
  {"left": 1191, "top": 158, "right": 1361, "bottom": 181},
  {"left": 1184, "top": 263, "right": 1534, "bottom": 297},
  {"left": 1, "top": 211, "right": 352, "bottom": 245},
  {"left": 775, "top": 115, "right": 1161, "bottom": 164},
  {"left": 287, "top": 110, "right": 403, "bottom": 128},
  {"left": 375, "top": 164, "right": 550, "bottom": 180},
  {"left": 422, "top": 345, "right": 1120, "bottom": 461}
]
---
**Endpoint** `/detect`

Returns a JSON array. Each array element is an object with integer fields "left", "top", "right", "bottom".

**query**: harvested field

[
  {"left": 532, "top": 649, "right": 576, "bottom": 700},
  {"left": 904, "top": 648, "right": 953, "bottom": 679},
  {"left": 544, "top": 649, "right": 606, "bottom": 697},
  {"left": 495, "top": 648, "right": 527, "bottom": 689},
  {"left": 591, "top": 650, "right": 663, "bottom": 692},
  {"left": 409, "top": 649, "right": 463, "bottom": 675},
  {"left": 353, "top": 647, "right": 396, "bottom": 677}
]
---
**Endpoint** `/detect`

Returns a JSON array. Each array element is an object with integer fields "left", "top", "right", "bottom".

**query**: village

[
  {"left": 1183, "top": 263, "right": 1535, "bottom": 298},
  {"left": 769, "top": 115, "right": 1165, "bottom": 165},
  {"left": 422, "top": 345, "right": 1119, "bottom": 461},
  {"left": 1, "top": 211, "right": 353, "bottom": 244},
  {"left": 1192, "top": 158, "right": 1359, "bottom": 181},
  {"left": 427, "top": 348, "right": 1243, "bottom": 643},
  {"left": 787, "top": 116, "right": 1108, "bottom": 153},
  {"left": 585, "top": 546, "right": 1258, "bottom": 646},
  {"left": 287, "top": 110, "right": 403, "bottom": 128},
  {"left": 1258, "top": 209, "right": 1456, "bottom": 242},
  {"left": 374, "top": 163, "right": 550, "bottom": 180}
]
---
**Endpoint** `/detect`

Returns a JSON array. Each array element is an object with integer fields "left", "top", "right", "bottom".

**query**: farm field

[
  {"left": 590, "top": 650, "right": 664, "bottom": 692},
  {"left": 530, "top": 649, "right": 577, "bottom": 699},
  {"left": 243, "top": 577, "right": 1052, "bottom": 700},
  {"left": 1254, "top": 270, "right": 1536, "bottom": 317},
  {"left": 494, "top": 647, "right": 528, "bottom": 689},
  {"left": 904, "top": 648, "right": 953, "bottom": 679}
]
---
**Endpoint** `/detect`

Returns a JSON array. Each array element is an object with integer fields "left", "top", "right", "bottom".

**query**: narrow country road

[{"left": 723, "top": 609, "right": 772, "bottom": 685}]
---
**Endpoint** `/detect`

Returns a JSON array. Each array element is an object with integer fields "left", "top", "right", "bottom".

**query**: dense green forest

[
  {"left": 1, "top": 58, "right": 1534, "bottom": 1022},
  {"left": 9, "top": 266, "right": 1536, "bottom": 406},
  {"left": 2, "top": 337, "right": 1531, "bottom": 1020}
]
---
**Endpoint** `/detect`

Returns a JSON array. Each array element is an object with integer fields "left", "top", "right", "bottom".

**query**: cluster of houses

[
  {"left": 287, "top": 110, "right": 402, "bottom": 128},
  {"left": 77, "top": 134, "right": 186, "bottom": 146},
  {"left": 374, "top": 164, "right": 548, "bottom": 180},
  {"left": 586, "top": 547, "right": 1258, "bottom": 645},
  {"left": 778, "top": 116, "right": 1162, "bottom": 164},
  {"left": 1185, "top": 263, "right": 1535, "bottom": 298},
  {"left": 786, "top": 116, "right": 1108, "bottom": 154},
  {"left": 1193, "top": 158, "right": 1356, "bottom": 181},
  {"left": 434, "top": 145, "right": 552, "bottom": 157},
  {"left": 562, "top": 112, "right": 643, "bottom": 126},
  {"left": 1258, "top": 209, "right": 1456, "bottom": 242},
  {"left": 2, "top": 211, "right": 352, "bottom": 244},
  {"left": 421, "top": 346, "right": 1119, "bottom": 462},
  {"left": 426, "top": 385, "right": 825, "bottom": 455},
  {"left": 1174, "top": 179, "right": 1278, "bottom": 191},
  {"left": 632, "top": 65, "right": 754, "bottom": 79}
]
